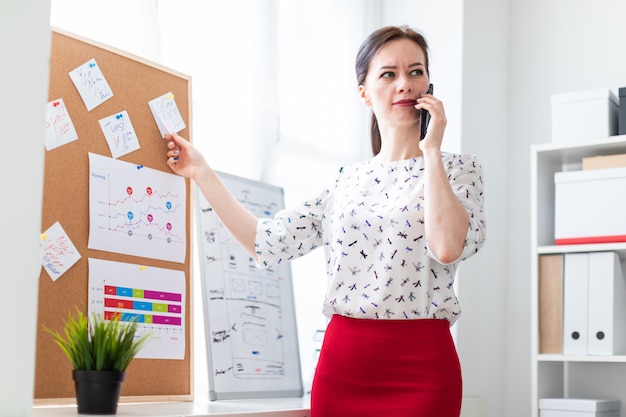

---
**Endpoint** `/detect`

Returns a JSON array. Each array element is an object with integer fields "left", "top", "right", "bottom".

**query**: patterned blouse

[{"left": 255, "top": 152, "right": 486, "bottom": 325}]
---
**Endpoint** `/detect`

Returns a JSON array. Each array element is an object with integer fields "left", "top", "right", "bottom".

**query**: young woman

[{"left": 165, "top": 25, "right": 486, "bottom": 417}]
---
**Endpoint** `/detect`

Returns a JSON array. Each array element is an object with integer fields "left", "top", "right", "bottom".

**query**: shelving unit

[{"left": 530, "top": 135, "right": 626, "bottom": 417}]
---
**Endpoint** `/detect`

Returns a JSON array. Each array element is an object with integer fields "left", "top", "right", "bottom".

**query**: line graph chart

[{"left": 88, "top": 152, "right": 186, "bottom": 263}]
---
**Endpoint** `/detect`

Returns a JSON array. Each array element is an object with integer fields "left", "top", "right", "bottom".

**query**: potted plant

[{"left": 44, "top": 308, "right": 150, "bottom": 415}]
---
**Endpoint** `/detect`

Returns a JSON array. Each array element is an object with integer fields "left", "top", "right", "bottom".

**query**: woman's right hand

[
  {"left": 165, "top": 132, "right": 259, "bottom": 258},
  {"left": 165, "top": 132, "right": 208, "bottom": 180}
]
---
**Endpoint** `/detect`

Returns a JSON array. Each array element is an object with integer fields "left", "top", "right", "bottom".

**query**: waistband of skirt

[{"left": 329, "top": 314, "right": 450, "bottom": 331}]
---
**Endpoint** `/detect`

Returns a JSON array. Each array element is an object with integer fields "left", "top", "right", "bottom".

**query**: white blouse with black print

[{"left": 255, "top": 152, "right": 486, "bottom": 326}]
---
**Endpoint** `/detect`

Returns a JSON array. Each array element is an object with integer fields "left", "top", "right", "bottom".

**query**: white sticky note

[
  {"left": 68, "top": 58, "right": 114, "bottom": 111},
  {"left": 44, "top": 98, "right": 79, "bottom": 151},
  {"left": 40, "top": 221, "right": 82, "bottom": 281},
  {"left": 148, "top": 92, "right": 186, "bottom": 137},
  {"left": 98, "top": 110, "right": 141, "bottom": 158}
]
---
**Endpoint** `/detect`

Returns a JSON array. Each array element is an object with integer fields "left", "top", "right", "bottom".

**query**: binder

[
  {"left": 563, "top": 253, "right": 589, "bottom": 355},
  {"left": 538, "top": 255, "right": 564, "bottom": 354},
  {"left": 588, "top": 251, "right": 626, "bottom": 355}
]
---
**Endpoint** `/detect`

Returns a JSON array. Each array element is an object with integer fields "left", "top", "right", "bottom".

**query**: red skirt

[{"left": 310, "top": 315, "right": 462, "bottom": 417}]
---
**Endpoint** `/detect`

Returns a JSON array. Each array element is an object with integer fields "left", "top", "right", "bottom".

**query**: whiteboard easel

[{"left": 195, "top": 171, "right": 303, "bottom": 400}]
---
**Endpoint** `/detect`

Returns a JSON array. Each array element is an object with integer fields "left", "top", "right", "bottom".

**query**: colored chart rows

[
  {"left": 104, "top": 297, "right": 181, "bottom": 314},
  {"left": 104, "top": 284, "right": 182, "bottom": 326},
  {"left": 104, "top": 310, "right": 182, "bottom": 326},
  {"left": 105, "top": 284, "right": 181, "bottom": 302}
]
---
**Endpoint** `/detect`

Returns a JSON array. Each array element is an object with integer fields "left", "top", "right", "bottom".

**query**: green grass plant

[{"left": 45, "top": 308, "right": 150, "bottom": 371}]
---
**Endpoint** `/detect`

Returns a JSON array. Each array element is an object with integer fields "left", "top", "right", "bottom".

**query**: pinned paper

[
  {"left": 40, "top": 221, "right": 81, "bottom": 281},
  {"left": 148, "top": 92, "right": 186, "bottom": 137},
  {"left": 98, "top": 110, "right": 140, "bottom": 158},
  {"left": 68, "top": 58, "right": 113, "bottom": 111},
  {"left": 88, "top": 258, "right": 186, "bottom": 359},
  {"left": 44, "top": 98, "right": 79, "bottom": 151}
]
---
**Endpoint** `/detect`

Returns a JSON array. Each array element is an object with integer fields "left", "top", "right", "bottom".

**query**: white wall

[
  {"left": 381, "top": 1, "right": 464, "bottom": 153},
  {"left": 0, "top": 1, "right": 51, "bottom": 416}
]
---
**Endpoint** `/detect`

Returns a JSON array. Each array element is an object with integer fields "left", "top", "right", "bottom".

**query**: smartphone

[{"left": 419, "top": 83, "right": 434, "bottom": 140}]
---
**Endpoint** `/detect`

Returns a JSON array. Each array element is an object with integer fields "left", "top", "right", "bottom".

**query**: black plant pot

[{"left": 72, "top": 370, "right": 125, "bottom": 415}]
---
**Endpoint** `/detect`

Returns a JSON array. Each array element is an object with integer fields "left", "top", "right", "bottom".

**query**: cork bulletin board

[{"left": 34, "top": 28, "right": 193, "bottom": 402}]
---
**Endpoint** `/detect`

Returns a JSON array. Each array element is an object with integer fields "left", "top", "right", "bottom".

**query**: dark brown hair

[{"left": 355, "top": 25, "right": 430, "bottom": 155}]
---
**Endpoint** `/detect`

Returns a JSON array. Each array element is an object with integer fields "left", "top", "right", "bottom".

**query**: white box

[
  {"left": 552, "top": 88, "right": 618, "bottom": 143},
  {"left": 539, "top": 398, "right": 620, "bottom": 417},
  {"left": 554, "top": 167, "right": 626, "bottom": 245}
]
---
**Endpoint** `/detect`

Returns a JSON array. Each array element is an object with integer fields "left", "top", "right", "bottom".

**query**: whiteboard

[{"left": 195, "top": 171, "right": 303, "bottom": 400}]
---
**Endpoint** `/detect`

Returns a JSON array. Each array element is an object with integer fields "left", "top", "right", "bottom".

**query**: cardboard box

[
  {"left": 554, "top": 167, "right": 626, "bottom": 245},
  {"left": 582, "top": 153, "right": 626, "bottom": 170},
  {"left": 539, "top": 398, "right": 620, "bottom": 417},
  {"left": 552, "top": 88, "right": 618, "bottom": 143}
]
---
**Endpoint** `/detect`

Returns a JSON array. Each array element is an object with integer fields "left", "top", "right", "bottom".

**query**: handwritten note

[
  {"left": 40, "top": 221, "right": 81, "bottom": 281},
  {"left": 68, "top": 58, "right": 113, "bottom": 111},
  {"left": 44, "top": 98, "right": 79, "bottom": 151},
  {"left": 98, "top": 110, "right": 141, "bottom": 158},
  {"left": 148, "top": 92, "right": 186, "bottom": 137}
]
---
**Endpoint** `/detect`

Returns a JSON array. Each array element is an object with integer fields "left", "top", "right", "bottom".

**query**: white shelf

[
  {"left": 532, "top": 135, "right": 626, "bottom": 160},
  {"left": 538, "top": 243, "right": 626, "bottom": 258},
  {"left": 537, "top": 354, "right": 626, "bottom": 363},
  {"left": 530, "top": 136, "right": 626, "bottom": 417}
]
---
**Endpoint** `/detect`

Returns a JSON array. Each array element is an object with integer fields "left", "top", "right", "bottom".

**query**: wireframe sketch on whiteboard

[
  {"left": 88, "top": 258, "right": 186, "bottom": 360},
  {"left": 195, "top": 172, "right": 302, "bottom": 399},
  {"left": 88, "top": 152, "right": 186, "bottom": 263}
]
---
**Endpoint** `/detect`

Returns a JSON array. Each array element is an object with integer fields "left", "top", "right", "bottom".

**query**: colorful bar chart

[
  {"left": 88, "top": 258, "right": 186, "bottom": 360},
  {"left": 104, "top": 284, "right": 183, "bottom": 326}
]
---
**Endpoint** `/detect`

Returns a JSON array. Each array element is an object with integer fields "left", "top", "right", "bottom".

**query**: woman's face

[{"left": 359, "top": 38, "right": 430, "bottom": 129}]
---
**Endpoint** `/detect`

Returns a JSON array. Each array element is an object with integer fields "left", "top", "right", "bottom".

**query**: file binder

[
  {"left": 588, "top": 252, "right": 626, "bottom": 355},
  {"left": 538, "top": 255, "right": 564, "bottom": 354},
  {"left": 563, "top": 253, "right": 589, "bottom": 355}
]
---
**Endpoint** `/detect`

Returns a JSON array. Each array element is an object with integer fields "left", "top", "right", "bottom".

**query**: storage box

[
  {"left": 539, "top": 398, "right": 620, "bottom": 417},
  {"left": 552, "top": 88, "right": 618, "bottom": 143},
  {"left": 554, "top": 167, "right": 626, "bottom": 245},
  {"left": 582, "top": 153, "right": 626, "bottom": 170},
  {"left": 617, "top": 87, "right": 626, "bottom": 135}
]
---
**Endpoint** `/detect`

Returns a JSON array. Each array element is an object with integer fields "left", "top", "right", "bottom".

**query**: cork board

[{"left": 34, "top": 28, "right": 193, "bottom": 402}]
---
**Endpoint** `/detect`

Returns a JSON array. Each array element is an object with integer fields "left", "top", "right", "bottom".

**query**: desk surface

[{"left": 32, "top": 397, "right": 311, "bottom": 417}]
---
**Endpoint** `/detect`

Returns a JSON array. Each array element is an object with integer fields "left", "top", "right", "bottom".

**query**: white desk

[{"left": 32, "top": 397, "right": 311, "bottom": 417}]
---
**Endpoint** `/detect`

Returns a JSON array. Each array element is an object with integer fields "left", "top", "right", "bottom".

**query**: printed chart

[
  {"left": 195, "top": 171, "right": 302, "bottom": 399},
  {"left": 88, "top": 258, "right": 186, "bottom": 360},
  {"left": 88, "top": 152, "right": 186, "bottom": 263}
]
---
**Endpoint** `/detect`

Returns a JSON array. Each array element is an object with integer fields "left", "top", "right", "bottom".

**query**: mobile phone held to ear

[{"left": 420, "top": 83, "right": 434, "bottom": 140}]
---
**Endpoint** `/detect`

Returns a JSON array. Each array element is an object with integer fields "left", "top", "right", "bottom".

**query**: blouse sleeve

[
  {"left": 255, "top": 185, "right": 333, "bottom": 269},
  {"left": 429, "top": 153, "right": 487, "bottom": 264}
]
